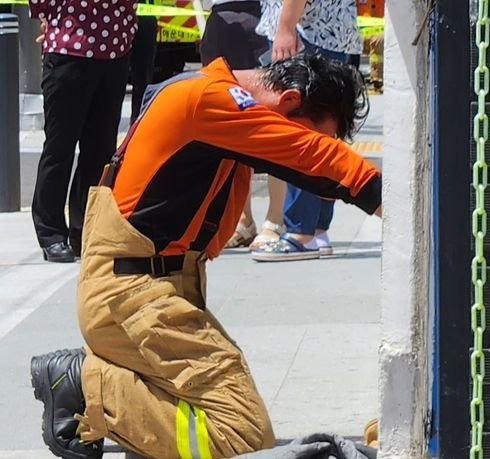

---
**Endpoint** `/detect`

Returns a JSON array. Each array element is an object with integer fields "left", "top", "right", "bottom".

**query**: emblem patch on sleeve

[{"left": 228, "top": 86, "right": 257, "bottom": 110}]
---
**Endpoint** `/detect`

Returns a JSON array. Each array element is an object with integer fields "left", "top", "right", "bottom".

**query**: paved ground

[{"left": 0, "top": 92, "right": 383, "bottom": 458}]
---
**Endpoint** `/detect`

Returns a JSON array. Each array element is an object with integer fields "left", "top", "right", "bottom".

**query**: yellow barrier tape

[
  {"left": 136, "top": 3, "right": 208, "bottom": 17},
  {"left": 157, "top": 21, "right": 201, "bottom": 42},
  {"left": 357, "top": 16, "right": 384, "bottom": 39},
  {"left": 360, "top": 25, "right": 384, "bottom": 38},
  {"left": 0, "top": 0, "right": 209, "bottom": 18},
  {"left": 357, "top": 16, "right": 384, "bottom": 28}
]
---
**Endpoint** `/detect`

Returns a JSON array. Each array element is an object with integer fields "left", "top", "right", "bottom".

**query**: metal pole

[
  {"left": 431, "top": 0, "right": 472, "bottom": 456},
  {"left": 11, "top": 5, "right": 41, "bottom": 94},
  {"left": 0, "top": 14, "right": 20, "bottom": 212}
]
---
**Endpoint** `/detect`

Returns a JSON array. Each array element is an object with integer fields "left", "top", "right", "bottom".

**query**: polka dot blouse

[{"left": 28, "top": 0, "right": 138, "bottom": 60}]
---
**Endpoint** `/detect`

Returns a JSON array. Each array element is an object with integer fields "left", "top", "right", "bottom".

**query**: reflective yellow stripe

[
  {"left": 194, "top": 406, "right": 212, "bottom": 459},
  {"left": 176, "top": 400, "right": 212, "bottom": 459},
  {"left": 176, "top": 400, "right": 193, "bottom": 459}
]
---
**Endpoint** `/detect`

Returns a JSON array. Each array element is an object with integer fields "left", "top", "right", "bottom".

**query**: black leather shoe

[
  {"left": 31, "top": 349, "right": 103, "bottom": 459},
  {"left": 42, "top": 242, "right": 75, "bottom": 263}
]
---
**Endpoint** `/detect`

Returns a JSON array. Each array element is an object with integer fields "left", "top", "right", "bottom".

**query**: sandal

[
  {"left": 224, "top": 221, "right": 257, "bottom": 248},
  {"left": 249, "top": 219, "right": 286, "bottom": 250},
  {"left": 251, "top": 233, "right": 320, "bottom": 262}
]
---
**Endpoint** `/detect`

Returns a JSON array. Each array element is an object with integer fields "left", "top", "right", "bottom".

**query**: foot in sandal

[
  {"left": 249, "top": 219, "right": 286, "bottom": 250},
  {"left": 251, "top": 233, "right": 320, "bottom": 262},
  {"left": 224, "top": 221, "right": 257, "bottom": 248}
]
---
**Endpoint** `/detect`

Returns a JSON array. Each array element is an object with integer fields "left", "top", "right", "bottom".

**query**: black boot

[{"left": 31, "top": 348, "right": 103, "bottom": 459}]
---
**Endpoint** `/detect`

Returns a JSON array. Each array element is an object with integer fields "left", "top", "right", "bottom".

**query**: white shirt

[{"left": 256, "top": 0, "right": 362, "bottom": 55}]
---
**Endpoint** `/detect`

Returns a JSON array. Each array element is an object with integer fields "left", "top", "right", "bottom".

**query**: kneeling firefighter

[{"left": 30, "top": 54, "right": 381, "bottom": 459}]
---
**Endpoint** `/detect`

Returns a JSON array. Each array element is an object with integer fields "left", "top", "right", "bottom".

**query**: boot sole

[{"left": 31, "top": 352, "right": 89, "bottom": 459}]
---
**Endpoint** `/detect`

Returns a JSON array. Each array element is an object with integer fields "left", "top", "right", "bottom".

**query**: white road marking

[{"left": 0, "top": 262, "right": 78, "bottom": 340}]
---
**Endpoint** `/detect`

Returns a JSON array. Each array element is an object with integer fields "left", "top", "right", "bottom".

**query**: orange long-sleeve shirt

[{"left": 112, "top": 58, "right": 381, "bottom": 259}]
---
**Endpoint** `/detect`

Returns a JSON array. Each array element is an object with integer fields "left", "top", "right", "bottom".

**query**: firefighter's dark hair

[{"left": 259, "top": 52, "right": 369, "bottom": 141}]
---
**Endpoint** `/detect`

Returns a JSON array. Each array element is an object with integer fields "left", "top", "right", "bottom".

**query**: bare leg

[
  {"left": 265, "top": 175, "right": 285, "bottom": 225},
  {"left": 249, "top": 176, "right": 286, "bottom": 248},
  {"left": 224, "top": 180, "right": 256, "bottom": 248},
  {"left": 239, "top": 189, "right": 254, "bottom": 227},
  {"left": 240, "top": 175, "right": 285, "bottom": 227}
]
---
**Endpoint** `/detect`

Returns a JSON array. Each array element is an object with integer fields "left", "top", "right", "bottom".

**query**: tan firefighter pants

[{"left": 75, "top": 186, "right": 275, "bottom": 459}]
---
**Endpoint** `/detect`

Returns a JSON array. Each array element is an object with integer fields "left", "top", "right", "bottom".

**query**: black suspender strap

[
  {"left": 99, "top": 118, "right": 141, "bottom": 188},
  {"left": 190, "top": 163, "right": 238, "bottom": 251},
  {"left": 98, "top": 71, "right": 204, "bottom": 188}
]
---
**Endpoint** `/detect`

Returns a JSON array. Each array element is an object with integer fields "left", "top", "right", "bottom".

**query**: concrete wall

[{"left": 379, "top": 1, "right": 431, "bottom": 458}]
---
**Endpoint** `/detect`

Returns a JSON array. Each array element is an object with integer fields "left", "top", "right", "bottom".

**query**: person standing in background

[
  {"left": 129, "top": 1, "right": 157, "bottom": 124},
  {"left": 29, "top": 0, "right": 138, "bottom": 262},
  {"left": 363, "top": 32, "right": 383, "bottom": 92},
  {"left": 252, "top": 0, "right": 365, "bottom": 262},
  {"left": 200, "top": 0, "right": 288, "bottom": 250},
  {"left": 200, "top": 0, "right": 267, "bottom": 69},
  {"left": 358, "top": 0, "right": 385, "bottom": 92}
]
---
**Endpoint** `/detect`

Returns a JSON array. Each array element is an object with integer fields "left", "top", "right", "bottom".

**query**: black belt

[{"left": 113, "top": 255, "right": 185, "bottom": 277}]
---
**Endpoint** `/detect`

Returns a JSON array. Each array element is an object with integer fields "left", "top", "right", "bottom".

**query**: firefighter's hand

[
  {"left": 35, "top": 18, "right": 47, "bottom": 43},
  {"left": 272, "top": 27, "right": 301, "bottom": 61},
  {"left": 374, "top": 206, "right": 382, "bottom": 218}
]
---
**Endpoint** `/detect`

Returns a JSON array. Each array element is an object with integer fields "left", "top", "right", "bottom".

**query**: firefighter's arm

[{"left": 193, "top": 86, "right": 381, "bottom": 215}]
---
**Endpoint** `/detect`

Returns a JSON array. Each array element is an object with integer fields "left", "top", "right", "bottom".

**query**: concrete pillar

[{"left": 378, "top": 1, "right": 431, "bottom": 458}]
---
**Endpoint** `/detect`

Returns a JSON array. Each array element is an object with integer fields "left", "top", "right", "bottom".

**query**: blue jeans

[{"left": 283, "top": 40, "right": 348, "bottom": 236}]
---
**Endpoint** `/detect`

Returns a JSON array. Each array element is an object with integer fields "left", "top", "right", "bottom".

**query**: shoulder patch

[{"left": 228, "top": 86, "right": 257, "bottom": 110}]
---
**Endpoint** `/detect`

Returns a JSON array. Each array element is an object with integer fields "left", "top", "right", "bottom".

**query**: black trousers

[
  {"left": 200, "top": 0, "right": 268, "bottom": 69},
  {"left": 129, "top": 16, "right": 157, "bottom": 124},
  {"left": 32, "top": 53, "right": 129, "bottom": 252}
]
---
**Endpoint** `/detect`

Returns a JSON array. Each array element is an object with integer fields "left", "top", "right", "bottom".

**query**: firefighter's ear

[{"left": 276, "top": 89, "right": 302, "bottom": 115}]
